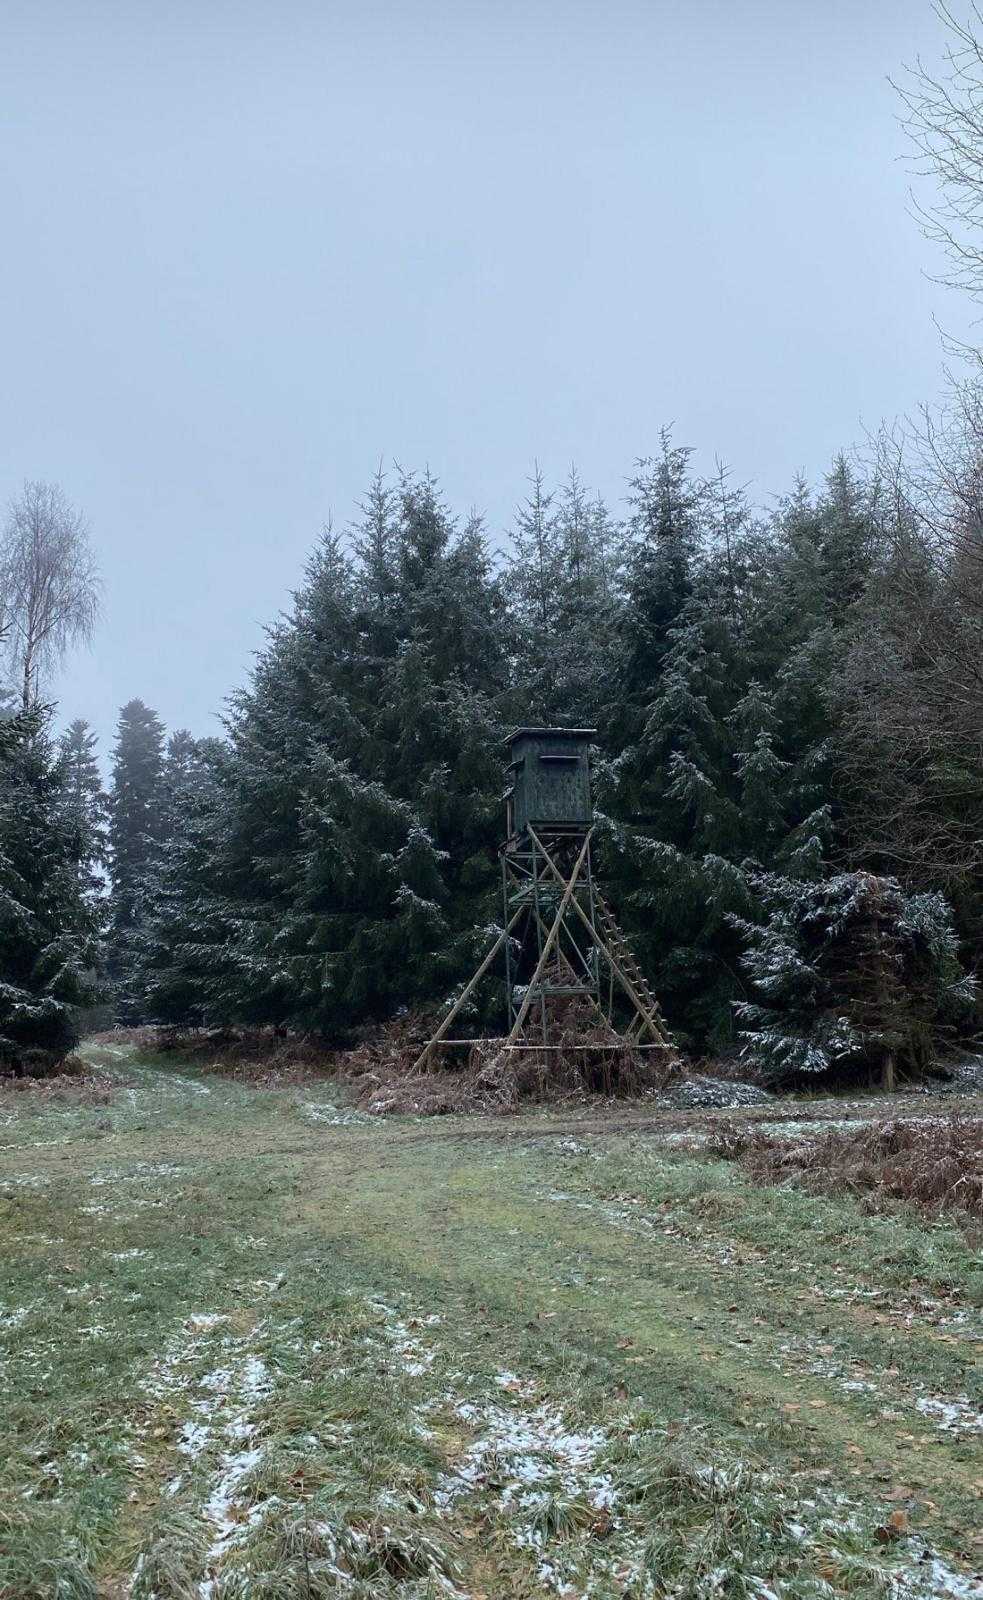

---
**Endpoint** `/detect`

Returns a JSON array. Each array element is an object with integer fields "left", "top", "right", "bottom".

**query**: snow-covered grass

[{"left": 1, "top": 1040, "right": 981, "bottom": 1597}]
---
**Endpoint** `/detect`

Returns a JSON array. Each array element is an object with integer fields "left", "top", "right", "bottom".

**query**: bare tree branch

[{"left": 837, "top": 390, "right": 983, "bottom": 888}]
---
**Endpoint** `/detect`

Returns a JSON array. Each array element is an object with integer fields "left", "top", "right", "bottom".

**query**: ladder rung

[{"left": 593, "top": 899, "right": 668, "bottom": 1037}]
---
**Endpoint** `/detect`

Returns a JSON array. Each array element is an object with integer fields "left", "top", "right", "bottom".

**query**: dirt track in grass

[{"left": 1, "top": 1042, "right": 981, "bottom": 1598}]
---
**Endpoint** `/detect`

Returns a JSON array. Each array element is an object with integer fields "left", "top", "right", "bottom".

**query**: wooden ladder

[{"left": 594, "top": 894, "right": 671, "bottom": 1043}]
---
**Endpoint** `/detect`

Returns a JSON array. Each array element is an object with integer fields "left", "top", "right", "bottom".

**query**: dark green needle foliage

[
  {"left": 0, "top": 706, "right": 102, "bottom": 1072},
  {"left": 95, "top": 446, "right": 977, "bottom": 1076},
  {"left": 106, "top": 697, "right": 167, "bottom": 1021}
]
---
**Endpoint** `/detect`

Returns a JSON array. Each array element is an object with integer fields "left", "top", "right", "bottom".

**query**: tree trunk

[{"left": 21, "top": 643, "right": 33, "bottom": 710}]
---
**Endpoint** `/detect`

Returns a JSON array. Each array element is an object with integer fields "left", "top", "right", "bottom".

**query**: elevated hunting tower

[{"left": 415, "top": 727, "right": 674, "bottom": 1070}]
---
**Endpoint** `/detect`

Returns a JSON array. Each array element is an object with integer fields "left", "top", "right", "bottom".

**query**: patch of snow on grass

[
  {"left": 90, "top": 1161, "right": 187, "bottom": 1186},
  {"left": 138, "top": 1310, "right": 278, "bottom": 1591},
  {"left": 0, "top": 1301, "right": 40, "bottom": 1333},
  {"left": 300, "top": 1100, "right": 368, "bottom": 1126},
  {"left": 495, "top": 1370, "right": 538, "bottom": 1398},
  {"left": 178, "top": 1421, "right": 211, "bottom": 1457},
  {"left": 0, "top": 1136, "right": 74, "bottom": 1152},
  {"left": 893, "top": 1549, "right": 983, "bottom": 1598},
  {"left": 754, "top": 1117, "right": 862, "bottom": 1139},
  {"left": 435, "top": 1396, "right": 609, "bottom": 1520},
  {"left": 202, "top": 1444, "right": 265, "bottom": 1555},
  {"left": 367, "top": 1296, "right": 442, "bottom": 1377},
  {"left": 915, "top": 1395, "right": 983, "bottom": 1435}
]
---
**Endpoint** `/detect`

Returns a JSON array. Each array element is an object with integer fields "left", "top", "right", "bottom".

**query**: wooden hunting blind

[
  {"left": 504, "top": 727, "right": 594, "bottom": 838},
  {"left": 414, "top": 726, "right": 675, "bottom": 1072}
]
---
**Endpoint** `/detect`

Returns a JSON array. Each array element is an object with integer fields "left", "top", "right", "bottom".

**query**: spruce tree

[
  {"left": 132, "top": 735, "right": 233, "bottom": 1026},
  {"left": 611, "top": 431, "right": 704, "bottom": 748},
  {"left": 56, "top": 718, "right": 107, "bottom": 887},
  {"left": 154, "top": 470, "right": 511, "bottom": 1038},
  {"left": 506, "top": 465, "right": 623, "bottom": 726},
  {"left": 550, "top": 468, "right": 622, "bottom": 722},
  {"left": 597, "top": 451, "right": 854, "bottom": 1051},
  {"left": 505, "top": 466, "right": 564, "bottom": 721},
  {"left": 107, "top": 698, "right": 166, "bottom": 1020},
  {"left": 0, "top": 709, "right": 101, "bottom": 1073},
  {"left": 735, "top": 871, "right": 976, "bottom": 1085}
]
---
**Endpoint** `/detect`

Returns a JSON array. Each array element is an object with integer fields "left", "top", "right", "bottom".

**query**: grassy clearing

[{"left": 0, "top": 1045, "right": 981, "bottom": 1598}]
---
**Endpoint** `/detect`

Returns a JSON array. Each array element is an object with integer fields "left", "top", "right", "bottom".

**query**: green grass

[{"left": 1, "top": 1045, "right": 981, "bottom": 1598}]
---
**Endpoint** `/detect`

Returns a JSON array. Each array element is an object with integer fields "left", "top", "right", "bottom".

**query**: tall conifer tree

[
  {"left": 107, "top": 698, "right": 166, "bottom": 1019},
  {"left": 0, "top": 709, "right": 101, "bottom": 1071}
]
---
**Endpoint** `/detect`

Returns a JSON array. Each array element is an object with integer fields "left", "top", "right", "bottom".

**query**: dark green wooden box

[{"left": 504, "top": 727, "right": 596, "bottom": 837}]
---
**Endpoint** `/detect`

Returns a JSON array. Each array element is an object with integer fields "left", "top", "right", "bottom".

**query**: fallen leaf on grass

[{"left": 875, "top": 1510, "right": 908, "bottom": 1543}]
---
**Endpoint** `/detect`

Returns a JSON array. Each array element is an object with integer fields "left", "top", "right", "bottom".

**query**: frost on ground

[
  {"left": 434, "top": 1394, "right": 610, "bottom": 1512},
  {"left": 767, "top": 1332, "right": 983, "bottom": 1442},
  {"left": 366, "top": 1294, "right": 442, "bottom": 1376},
  {"left": 298, "top": 1097, "right": 369, "bottom": 1126},
  {"left": 364, "top": 1298, "right": 983, "bottom": 1600},
  {"left": 539, "top": 1179, "right": 983, "bottom": 1345},
  {"left": 132, "top": 1298, "right": 280, "bottom": 1595},
  {"left": 915, "top": 1394, "right": 983, "bottom": 1435},
  {"left": 0, "top": 1300, "right": 40, "bottom": 1333},
  {"left": 662, "top": 1074, "right": 772, "bottom": 1109},
  {"left": 897, "top": 1554, "right": 983, "bottom": 1599}
]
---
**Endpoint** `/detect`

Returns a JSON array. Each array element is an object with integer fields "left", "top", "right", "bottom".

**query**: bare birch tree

[
  {"left": 896, "top": 3, "right": 983, "bottom": 355},
  {"left": 0, "top": 481, "right": 101, "bottom": 708}
]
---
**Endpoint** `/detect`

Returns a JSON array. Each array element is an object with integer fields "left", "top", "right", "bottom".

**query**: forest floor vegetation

[
  {"left": 697, "top": 1117, "right": 983, "bottom": 1230},
  {"left": 1, "top": 1041, "right": 982, "bottom": 1597}
]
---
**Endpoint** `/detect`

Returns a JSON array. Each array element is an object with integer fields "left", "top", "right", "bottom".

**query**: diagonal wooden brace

[
  {"left": 505, "top": 830, "right": 593, "bottom": 1043},
  {"left": 527, "top": 827, "right": 671, "bottom": 1046},
  {"left": 413, "top": 904, "right": 527, "bottom": 1072}
]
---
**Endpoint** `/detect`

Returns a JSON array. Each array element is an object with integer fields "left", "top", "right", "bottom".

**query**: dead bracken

[{"left": 702, "top": 1114, "right": 983, "bottom": 1225}]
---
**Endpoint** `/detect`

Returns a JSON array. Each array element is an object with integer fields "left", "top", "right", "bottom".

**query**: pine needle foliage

[
  {"left": 0, "top": 708, "right": 102, "bottom": 1073},
  {"left": 101, "top": 448, "right": 978, "bottom": 1071},
  {"left": 734, "top": 871, "right": 977, "bottom": 1084}
]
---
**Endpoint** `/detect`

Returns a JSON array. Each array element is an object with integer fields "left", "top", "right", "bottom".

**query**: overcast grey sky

[{"left": 1, "top": 0, "right": 972, "bottom": 754}]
